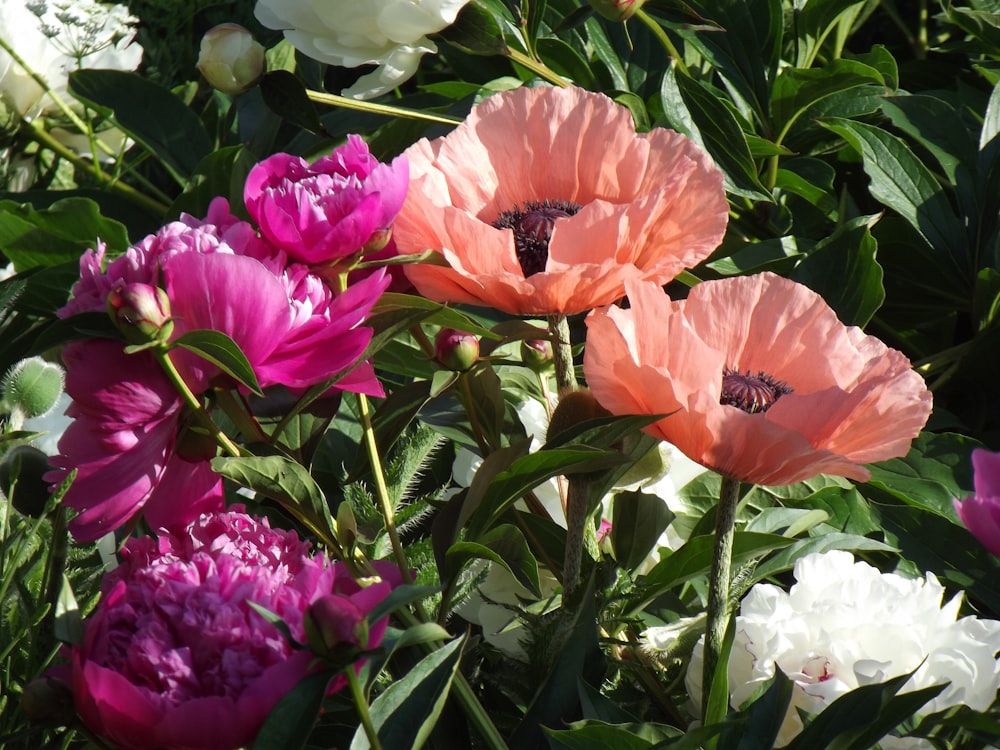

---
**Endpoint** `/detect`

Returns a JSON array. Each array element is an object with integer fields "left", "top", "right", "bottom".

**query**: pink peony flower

[
  {"left": 243, "top": 138, "right": 409, "bottom": 265},
  {"left": 954, "top": 448, "right": 1000, "bottom": 556},
  {"left": 70, "top": 508, "right": 401, "bottom": 750},
  {"left": 49, "top": 339, "right": 223, "bottom": 543},
  {"left": 51, "top": 199, "right": 390, "bottom": 540}
]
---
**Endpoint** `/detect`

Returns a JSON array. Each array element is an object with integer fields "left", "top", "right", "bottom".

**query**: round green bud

[{"left": 2, "top": 357, "right": 65, "bottom": 420}]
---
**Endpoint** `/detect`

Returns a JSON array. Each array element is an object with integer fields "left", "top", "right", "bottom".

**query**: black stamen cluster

[
  {"left": 493, "top": 199, "right": 582, "bottom": 277},
  {"left": 719, "top": 367, "right": 793, "bottom": 414}
]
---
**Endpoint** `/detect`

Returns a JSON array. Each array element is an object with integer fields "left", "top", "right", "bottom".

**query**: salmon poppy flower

[
  {"left": 392, "top": 85, "right": 728, "bottom": 315},
  {"left": 583, "top": 274, "right": 933, "bottom": 486}
]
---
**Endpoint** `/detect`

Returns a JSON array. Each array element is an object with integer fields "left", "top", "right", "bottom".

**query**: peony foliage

[{"left": 1, "top": 2, "right": 1000, "bottom": 750}]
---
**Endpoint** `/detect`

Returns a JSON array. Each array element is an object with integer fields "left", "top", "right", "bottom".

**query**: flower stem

[
  {"left": 346, "top": 668, "right": 382, "bottom": 750},
  {"left": 306, "top": 89, "right": 462, "bottom": 125},
  {"left": 562, "top": 476, "right": 590, "bottom": 598},
  {"left": 355, "top": 392, "right": 411, "bottom": 580},
  {"left": 547, "top": 314, "right": 577, "bottom": 392},
  {"left": 635, "top": 10, "right": 691, "bottom": 78},
  {"left": 152, "top": 349, "right": 243, "bottom": 458},
  {"left": 507, "top": 48, "right": 570, "bottom": 88},
  {"left": 702, "top": 474, "right": 741, "bottom": 712}
]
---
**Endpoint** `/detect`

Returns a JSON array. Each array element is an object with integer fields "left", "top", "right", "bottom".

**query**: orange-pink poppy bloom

[
  {"left": 392, "top": 85, "right": 728, "bottom": 315},
  {"left": 583, "top": 274, "right": 933, "bottom": 486}
]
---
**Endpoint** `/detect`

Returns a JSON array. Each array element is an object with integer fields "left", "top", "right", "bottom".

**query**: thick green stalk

[
  {"left": 346, "top": 668, "right": 383, "bottom": 750},
  {"left": 635, "top": 10, "right": 691, "bottom": 78},
  {"left": 547, "top": 314, "right": 577, "bottom": 392},
  {"left": 702, "top": 474, "right": 741, "bottom": 711}
]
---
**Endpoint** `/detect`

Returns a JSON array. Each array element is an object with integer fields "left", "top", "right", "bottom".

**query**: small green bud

[
  {"left": 434, "top": 328, "right": 480, "bottom": 371},
  {"left": 2, "top": 357, "right": 65, "bottom": 421},
  {"left": 520, "top": 338, "right": 554, "bottom": 372},
  {"left": 106, "top": 283, "right": 174, "bottom": 346},
  {"left": 362, "top": 227, "right": 393, "bottom": 255}
]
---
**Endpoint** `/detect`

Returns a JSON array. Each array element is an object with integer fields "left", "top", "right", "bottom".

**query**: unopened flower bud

[
  {"left": 106, "top": 283, "right": 173, "bottom": 346},
  {"left": 0, "top": 445, "right": 52, "bottom": 517},
  {"left": 2, "top": 357, "right": 64, "bottom": 422},
  {"left": 362, "top": 227, "right": 393, "bottom": 255},
  {"left": 588, "top": 0, "right": 646, "bottom": 21},
  {"left": 520, "top": 338, "right": 554, "bottom": 372},
  {"left": 434, "top": 328, "right": 479, "bottom": 371},
  {"left": 308, "top": 594, "right": 366, "bottom": 653},
  {"left": 20, "top": 675, "right": 74, "bottom": 723},
  {"left": 196, "top": 23, "right": 265, "bottom": 96}
]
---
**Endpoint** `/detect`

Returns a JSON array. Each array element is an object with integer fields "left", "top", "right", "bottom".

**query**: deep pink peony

[
  {"left": 49, "top": 339, "right": 223, "bottom": 543},
  {"left": 244, "top": 137, "right": 408, "bottom": 265},
  {"left": 71, "top": 508, "right": 401, "bottom": 750},
  {"left": 51, "top": 199, "right": 390, "bottom": 540},
  {"left": 954, "top": 448, "right": 1000, "bottom": 556}
]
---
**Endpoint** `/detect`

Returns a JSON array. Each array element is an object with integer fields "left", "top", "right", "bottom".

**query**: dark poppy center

[
  {"left": 719, "top": 367, "right": 792, "bottom": 414},
  {"left": 493, "top": 200, "right": 582, "bottom": 277}
]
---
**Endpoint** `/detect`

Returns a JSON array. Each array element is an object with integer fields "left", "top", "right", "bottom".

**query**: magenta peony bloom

[
  {"left": 49, "top": 339, "right": 223, "bottom": 543},
  {"left": 51, "top": 199, "right": 390, "bottom": 540},
  {"left": 71, "top": 508, "right": 401, "bottom": 750},
  {"left": 243, "top": 138, "right": 408, "bottom": 265},
  {"left": 954, "top": 448, "right": 1000, "bottom": 556}
]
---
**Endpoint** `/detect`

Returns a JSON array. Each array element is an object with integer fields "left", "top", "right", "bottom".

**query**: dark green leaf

[
  {"left": 446, "top": 523, "right": 541, "bottom": 595},
  {"left": 252, "top": 670, "right": 334, "bottom": 750},
  {"left": 789, "top": 214, "right": 885, "bottom": 326},
  {"left": 819, "top": 118, "right": 969, "bottom": 276},
  {"left": 258, "top": 70, "right": 331, "bottom": 136},
  {"left": 0, "top": 197, "right": 129, "bottom": 268},
  {"left": 351, "top": 635, "right": 465, "bottom": 750},
  {"left": 69, "top": 70, "right": 212, "bottom": 183},
  {"left": 611, "top": 489, "right": 675, "bottom": 571},
  {"left": 211, "top": 454, "right": 337, "bottom": 544},
  {"left": 435, "top": 2, "right": 509, "bottom": 55},
  {"left": 173, "top": 329, "right": 263, "bottom": 396}
]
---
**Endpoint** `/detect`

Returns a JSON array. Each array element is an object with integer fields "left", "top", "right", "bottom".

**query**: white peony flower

[
  {"left": 0, "top": 0, "right": 142, "bottom": 119},
  {"left": 253, "top": 0, "right": 471, "bottom": 100},
  {"left": 681, "top": 551, "right": 1000, "bottom": 747}
]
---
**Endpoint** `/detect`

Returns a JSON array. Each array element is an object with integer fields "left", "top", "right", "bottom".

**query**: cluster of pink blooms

[
  {"left": 68, "top": 507, "right": 401, "bottom": 750},
  {"left": 49, "top": 137, "right": 407, "bottom": 543}
]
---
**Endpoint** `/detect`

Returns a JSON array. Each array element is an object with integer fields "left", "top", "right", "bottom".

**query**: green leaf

[
  {"left": 252, "top": 669, "right": 334, "bottom": 750},
  {"left": 749, "top": 532, "right": 894, "bottom": 583},
  {"left": 641, "top": 531, "right": 793, "bottom": 595},
  {"left": 789, "top": 0, "right": 871, "bottom": 68},
  {"left": 783, "top": 672, "right": 946, "bottom": 750},
  {"left": 211, "top": 454, "right": 337, "bottom": 544},
  {"left": 53, "top": 573, "right": 82, "bottom": 645},
  {"left": 258, "top": 70, "right": 331, "bottom": 137},
  {"left": 611, "top": 489, "right": 675, "bottom": 571},
  {"left": 0, "top": 197, "right": 130, "bottom": 269},
  {"left": 446, "top": 523, "right": 541, "bottom": 595},
  {"left": 864, "top": 431, "right": 978, "bottom": 520},
  {"left": 69, "top": 69, "right": 212, "bottom": 184},
  {"left": 435, "top": 1, "right": 509, "bottom": 55},
  {"left": 173, "top": 329, "right": 264, "bottom": 396},
  {"left": 789, "top": 214, "right": 885, "bottom": 326},
  {"left": 771, "top": 59, "right": 886, "bottom": 144},
  {"left": 659, "top": 67, "right": 771, "bottom": 201},
  {"left": 168, "top": 145, "right": 256, "bottom": 220},
  {"left": 535, "top": 38, "right": 597, "bottom": 89},
  {"left": 545, "top": 722, "right": 659, "bottom": 749},
  {"left": 718, "top": 670, "right": 792, "bottom": 750},
  {"left": 350, "top": 635, "right": 465, "bottom": 750},
  {"left": 819, "top": 118, "right": 969, "bottom": 275}
]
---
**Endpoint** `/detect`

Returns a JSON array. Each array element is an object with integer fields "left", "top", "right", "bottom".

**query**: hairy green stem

[
  {"left": 702, "top": 474, "right": 741, "bottom": 711},
  {"left": 562, "top": 477, "right": 590, "bottom": 598},
  {"left": 547, "top": 314, "right": 577, "bottom": 392}
]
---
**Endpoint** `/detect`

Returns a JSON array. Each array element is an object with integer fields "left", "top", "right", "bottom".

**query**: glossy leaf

[{"left": 173, "top": 329, "right": 264, "bottom": 396}]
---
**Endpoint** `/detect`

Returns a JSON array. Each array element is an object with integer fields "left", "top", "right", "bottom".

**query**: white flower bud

[{"left": 196, "top": 23, "right": 265, "bottom": 96}]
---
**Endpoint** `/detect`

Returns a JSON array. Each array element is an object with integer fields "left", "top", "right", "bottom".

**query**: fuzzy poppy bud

[
  {"left": 196, "top": 23, "right": 265, "bottom": 96},
  {"left": 520, "top": 338, "right": 554, "bottom": 372},
  {"left": 106, "top": 283, "right": 174, "bottom": 346},
  {"left": 588, "top": 0, "right": 646, "bottom": 21},
  {"left": 546, "top": 388, "right": 612, "bottom": 442},
  {"left": 20, "top": 675, "right": 75, "bottom": 723},
  {"left": 2, "top": 357, "right": 64, "bottom": 423},
  {"left": 434, "top": 328, "right": 479, "bottom": 371}
]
